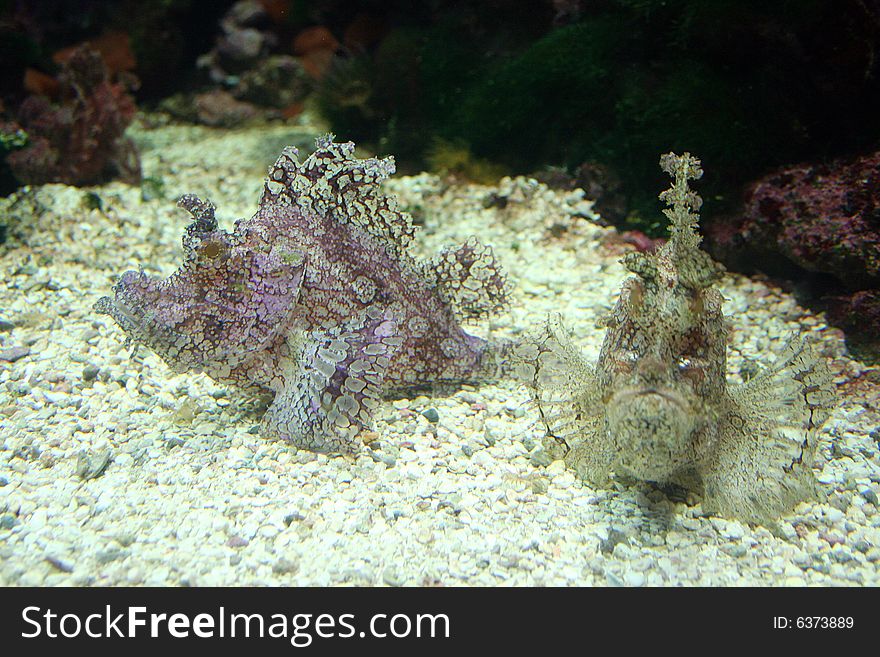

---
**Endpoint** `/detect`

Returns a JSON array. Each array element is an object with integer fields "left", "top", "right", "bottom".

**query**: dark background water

[{"left": 1, "top": 0, "right": 879, "bottom": 353}]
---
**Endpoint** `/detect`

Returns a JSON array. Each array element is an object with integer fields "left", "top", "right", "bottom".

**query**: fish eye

[
  {"left": 676, "top": 356, "right": 705, "bottom": 382},
  {"left": 198, "top": 239, "right": 226, "bottom": 260}
]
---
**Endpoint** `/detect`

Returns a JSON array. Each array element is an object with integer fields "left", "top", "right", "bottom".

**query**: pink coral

[
  {"left": 5, "top": 46, "right": 140, "bottom": 186},
  {"left": 705, "top": 149, "right": 880, "bottom": 349},
  {"left": 711, "top": 150, "right": 880, "bottom": 287}
]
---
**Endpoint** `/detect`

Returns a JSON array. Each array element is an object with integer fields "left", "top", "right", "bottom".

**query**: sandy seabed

[{"left": 0, "top": 117, "right": 878, "bottom": 586}]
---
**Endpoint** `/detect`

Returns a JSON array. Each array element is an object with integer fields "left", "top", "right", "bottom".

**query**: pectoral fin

[
  {"left": 700, "top": 335, "right": 835, "bottom": 523},
  {"left": 261, "top": 306, "right": 402, "bottom": 453},
  {"left": 514, "top": 314, "right": 611, "bottom": 484}
]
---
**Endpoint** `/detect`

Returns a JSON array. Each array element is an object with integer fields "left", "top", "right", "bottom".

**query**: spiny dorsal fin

[
  {"left": 622, "top": 153, "right": 705, "bottom": 281},
  {"left": 263, "top": 134, "right": 416, "bottom": 257},
  {"left": 659, "top": 151, "right": 704, "bottom": 250},
  {"left": 657, "top": 152, "right": 723, "bottom": 289}
]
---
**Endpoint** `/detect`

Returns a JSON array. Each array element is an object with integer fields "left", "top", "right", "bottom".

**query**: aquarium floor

[{"left": 1, "top": 118, "right": 878, "bottom": 586}]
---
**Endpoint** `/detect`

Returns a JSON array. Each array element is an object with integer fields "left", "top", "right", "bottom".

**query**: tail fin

[{"left": 428, "top": 237, "right": 509, "bottom": 322}]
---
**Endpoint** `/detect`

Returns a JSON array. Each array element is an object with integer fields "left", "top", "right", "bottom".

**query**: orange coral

[
  {"left": 53, "top": 31, "right": 136, "bottom": 76},
  {"left": 293, "top": 26, "right": 339, "bottom": 79},
  {"left": 23, "top": 69, "right": 59, "bottom": 97},
  {"left": 258, "top": 0, "right": 291, "bottom": 25}
]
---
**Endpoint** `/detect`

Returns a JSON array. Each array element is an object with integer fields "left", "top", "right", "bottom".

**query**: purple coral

[
  {"left": 95, "top": 136, "right": 509, "bottom": 453},
  {"left": 4, "top": 46, "right": 140, "bottom": 186},
  {"left": 737, "top": 151, "right": 880, "bottom": 285},
  {"left": 706, "top": 149, "right": 880, "bottom": 345}
]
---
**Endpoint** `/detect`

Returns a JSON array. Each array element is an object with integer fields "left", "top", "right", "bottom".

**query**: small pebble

[
  {"left": 545, "top": 460, "right": 566, "bottom": 476},
  {"left": 531, "top": 478, "right": 548, "bottom": 494},
  {"left": 226, "top": 536, "right": 249, "bottom": 548},
  {"left": 605, "top": 572, "right": 624, "bottom": 587},
  {"left": 600, "top": 528, "right": 628, "bottom": 555},
  {"left": 272, "top": 558, "right": 299, "bottom": 575},
  {"left": 82, "top": 364, "right": 100, "bottom": 381},
  {"left": 825, "top": 508, "right": 845, "bottom": 524},
  {"left": 95, "top": 548, "right": 126, "bottom": 565},
  {"left": 383, "top": 568, "right": 405, "bottom": 587},
  {"left": 624, "top": 571, "right": 645, "bottom": 587},
  {"left": 529, "top": 449, "right": 553, "bottom": 468},
  {"left": 368, "top": 449, "right": 396, "bottom": 467},
  {"left": 80, "top": 328, "right": 100, "bottom": 342},
  {"left": 76, "top": 448, "right": 113, "bottom": 480},
  {"left": 721, "top": 522, "right": 745, "bottom": 540},
  {"left": 45, "top": 556, "right": 74, "bottom": 573},
  {"left": 421, "top": 408, "right": 440, "bottom": 423},
  {"left": 722, "top": 543, "right": 748, "bottom": 558},
  {"left": 0, "top": 346, "right": 29, "bottom": 362}
]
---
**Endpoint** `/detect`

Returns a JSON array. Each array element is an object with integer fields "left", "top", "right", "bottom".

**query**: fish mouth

[
  {"left": 609, "top": 386, "right": 690, "bottom": 413},
  {"left": 95, "top": 273, "right": 166, "bottom": 343},
  {"left": 96, "top": 292, "right": 149, "bottom": 334}
]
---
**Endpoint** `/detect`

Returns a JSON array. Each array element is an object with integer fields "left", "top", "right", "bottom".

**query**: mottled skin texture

[
  {"left": 96, "top": 136, "right": 509, "bottom": 453},
  {"left": 516, "top": 153, "right": 835, "bottom": 524}
]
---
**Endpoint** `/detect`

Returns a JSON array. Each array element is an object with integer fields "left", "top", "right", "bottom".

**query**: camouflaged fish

[
  {"left": 515, "top": 153, "right": 835, "bottom": 523},
  {"left": 95, "top": 135, "right": 509, "bottom": 453}
]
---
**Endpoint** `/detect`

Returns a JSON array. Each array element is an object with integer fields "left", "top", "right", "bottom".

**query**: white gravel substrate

[{"left": 1, "top": 118, "right": 878, "bottom": 586}]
